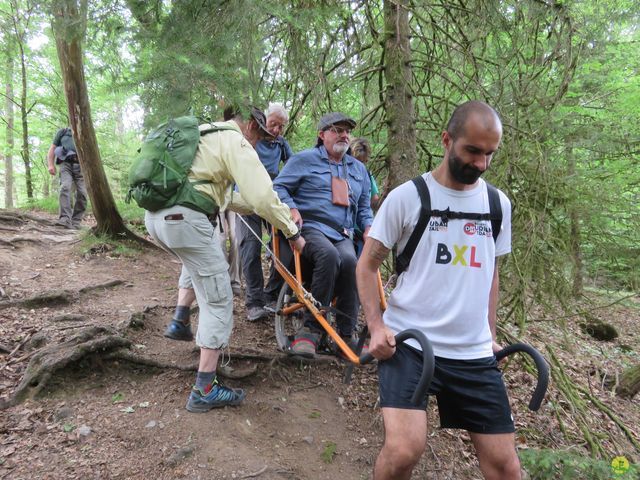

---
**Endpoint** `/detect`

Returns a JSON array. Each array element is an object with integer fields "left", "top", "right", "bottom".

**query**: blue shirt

[
  {"left": 273, "top": 146, "right": 374, "bottom": 241},
  {"left": 255, "top": 136, "right": 293, "bottom": 177}
]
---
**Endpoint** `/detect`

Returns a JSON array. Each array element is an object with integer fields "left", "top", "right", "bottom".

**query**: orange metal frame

[{"left": 273, "top": 228, "right": 387, "bottom": 364}]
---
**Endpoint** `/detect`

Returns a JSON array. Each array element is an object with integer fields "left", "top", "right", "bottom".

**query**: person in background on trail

[
  {"left": 145, "top": 106, "right": 305, "bottom": 413},
  {"left": 356, "top": 101, "right": 518, "bottom": 480},
  {"left": 273, "top": 112, "right": 374, "bottom": 358},
  {"left": 238, "top": 102, "right": 295, "bottom": 322},
  {"left": 350, "top": 137, "right": 380, "bottom": 210},
  {"left": 47, "top": 127, "right": 88, "bottom": 229}
]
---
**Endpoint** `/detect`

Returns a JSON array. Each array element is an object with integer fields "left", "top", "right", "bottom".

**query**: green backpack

[{"left": 126, "top": 115, "right": 234, "bottom": 214}]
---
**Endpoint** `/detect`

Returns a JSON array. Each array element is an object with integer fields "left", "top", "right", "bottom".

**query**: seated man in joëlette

[{"left": 273, "top": 112, "right": 374, "bottom": 358}]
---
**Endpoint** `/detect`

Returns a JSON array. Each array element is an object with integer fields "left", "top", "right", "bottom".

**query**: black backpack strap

[
  {"left": 486, "top": 182, "right": 502, "bottom": 243},
  {"left": 199, "top": 125, "right": 237, "bottom": 136},
  {"left": 298, "top": 210, "right": 351, "bottom": 239},
  {"left": 396, "top": 176, "right": 431, "bottom": 275}
]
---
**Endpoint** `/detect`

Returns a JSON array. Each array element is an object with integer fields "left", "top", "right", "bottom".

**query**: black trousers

[{"left": 298, "top": 227, "right": 359, "bottom": 338}]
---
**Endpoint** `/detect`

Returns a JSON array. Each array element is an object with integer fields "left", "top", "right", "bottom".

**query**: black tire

[{"left": 274, "top": 282, "right": 305, "bottom": 351}]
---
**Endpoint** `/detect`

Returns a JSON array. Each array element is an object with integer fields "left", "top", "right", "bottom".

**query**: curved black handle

[
  {"left": 495, "top": 343, "right": 549, "bottom": 411},
  {"left": 360, "top": 329, "right": 435, "bottom": 406}
]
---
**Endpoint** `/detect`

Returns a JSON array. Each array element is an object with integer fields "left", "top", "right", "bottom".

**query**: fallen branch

[
  {"left": 241, "top": 465, "right": 268, "bottom": 478},
  {"left": 8, "top": 332, "right": 35, "bottom": 356},
  {"left": 51, "top": 313, "right": 89, "bottom": 323}
]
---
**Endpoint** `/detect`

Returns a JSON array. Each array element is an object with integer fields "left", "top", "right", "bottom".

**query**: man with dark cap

[
  {"left": 47, "top": 127, "right": 88, "bottom": 229},
  {"left": 273, "top": 112, "right": 373, "bottom": 358},
  {"left": 145, "top": 106, "right": 305, "bottom": 412}
]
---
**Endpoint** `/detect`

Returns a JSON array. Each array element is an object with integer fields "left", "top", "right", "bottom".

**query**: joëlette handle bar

[
  {"left": 495, "top": 343, "right": 549, "bottom": 411},
  {"left": 359, "top": 329, "right": 435, "bottom": 407}
]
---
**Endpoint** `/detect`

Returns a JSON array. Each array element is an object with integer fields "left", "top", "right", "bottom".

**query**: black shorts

[{"left": 378, "top": 342, "right": 515, "bottom": 434}]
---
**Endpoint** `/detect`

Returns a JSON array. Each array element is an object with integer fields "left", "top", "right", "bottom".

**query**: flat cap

[{"left": 317, "top": 112, "right": 357, "bottom": 131}]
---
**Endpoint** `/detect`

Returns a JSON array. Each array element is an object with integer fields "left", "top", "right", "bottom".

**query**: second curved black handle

[
  {"left": 360, "top": 329, "right": 435, "bottom": 406},
  {"left": 495, "top": 343, "right": 549, "bottom": 411}
]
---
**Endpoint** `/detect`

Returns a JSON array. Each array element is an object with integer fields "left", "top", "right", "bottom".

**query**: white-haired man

[{"left": 238, "top": 102, "right": 295, "bottom": 321}]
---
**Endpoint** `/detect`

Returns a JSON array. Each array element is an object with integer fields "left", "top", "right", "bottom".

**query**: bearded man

[
  {"left": 356, "top": 101, "right": 520, "bottom": 480},
  {"left": 273, "top": 112, "right": 374, "bottom": 358}
]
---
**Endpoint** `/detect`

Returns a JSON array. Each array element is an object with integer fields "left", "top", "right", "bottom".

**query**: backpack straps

[
  {"left": 395, "top": 176, "right": 431, "bottom": 275},
  {"left": 486, "top": 182, "right": 502, "bottom": 243},
  {"left": 394, "top": 176, "right": 503, "bottom": 276}
]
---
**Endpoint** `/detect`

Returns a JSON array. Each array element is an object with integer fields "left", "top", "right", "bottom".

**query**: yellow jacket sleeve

[{"left": 220, "top": 132, "right": 298, "bottom": 238}]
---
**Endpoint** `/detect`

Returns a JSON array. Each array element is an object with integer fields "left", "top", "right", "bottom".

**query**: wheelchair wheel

[{"left": 274, "top": 282, "right": 306, "bottom": 351}]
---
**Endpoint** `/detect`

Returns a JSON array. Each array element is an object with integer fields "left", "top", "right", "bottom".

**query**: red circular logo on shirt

[{"left": 464, "top": 223, "right": 476, "bottom": 235}]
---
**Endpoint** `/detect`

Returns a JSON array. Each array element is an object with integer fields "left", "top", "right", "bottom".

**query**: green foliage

[
  {"left": 519, "top": 448, "right": 638, "bottom": 479},
  {"left": 321, "top": 441, "right": 337, "bottom": 464},
  {"left": 23, "top": 196, "right": 61, "bottom": 215},
  {"left": 62, "top": 423, "right": 76, "bottom": 433},
  {"left": 111, "top": 392, "right": 125, "bottom": 404},
  {"left": 78, "top": 231, "right": 141, "bottom": 258}
]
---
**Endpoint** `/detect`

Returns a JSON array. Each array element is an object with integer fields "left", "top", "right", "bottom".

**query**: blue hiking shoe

[
  {"left": 186, "top": 379, "right": 246, "bottom": 413},
  {"left": 163, "top": 320, "right": 193, "bottom": 341}
]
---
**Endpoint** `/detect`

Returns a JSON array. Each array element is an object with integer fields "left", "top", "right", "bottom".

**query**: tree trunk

[
  {"left": 17, "top": 32, "right": 32, "bottom": 199},
  {"left": 51, "top": 0, "right": 131, "bottom": 238},
  {"left": 4, "top": 51, "right": 14, "bottom": 208},
  {"left": 616, "top": 363, "right": 640, "bottom": 399},
  {"left": 383, "top": 0, "right": 417, "bottom": 191},
  {"left": 616, "top": 364, "right": 640, "bottom": 398},
  {"left": 567, "top": 148, "right": 583, "bottom": 296}
]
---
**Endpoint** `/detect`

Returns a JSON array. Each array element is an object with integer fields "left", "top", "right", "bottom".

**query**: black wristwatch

[{"left": 288, "top": 228, "right": 301, "bottom": 241}]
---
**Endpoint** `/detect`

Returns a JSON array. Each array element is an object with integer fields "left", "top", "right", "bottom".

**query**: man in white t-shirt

[{"left": 356, "top": 101, "right": 520, "bottom": 479}]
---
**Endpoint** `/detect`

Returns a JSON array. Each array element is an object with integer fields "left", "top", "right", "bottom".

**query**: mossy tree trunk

[
  {"left": 383, "top": 0, "right": 417, "bottom": 191},
  {"left": 616, "top": 363, "right": 640, "bottom": 399}
]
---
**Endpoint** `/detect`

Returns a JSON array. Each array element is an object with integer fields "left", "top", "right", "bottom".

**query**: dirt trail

[
  {"left": 1, "top": 210, "right": 638, "bottom": 480},
  {"left": 0, "top": 211, "right": 467, "bottom": 480}
]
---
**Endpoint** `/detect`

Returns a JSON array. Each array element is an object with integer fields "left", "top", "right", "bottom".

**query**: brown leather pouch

[{"left": 331, "top": 177, "right": 350, "bottom": 206}]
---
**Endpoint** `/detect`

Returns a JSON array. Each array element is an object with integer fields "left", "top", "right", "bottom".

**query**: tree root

[
  {"left": 0, "top": 236, "right": 45, "bottom": 246},
  {"left": 0, "top": 326, "right": 131, "bottom": 409},
  {"left": 0, "top": 280, "right": 126, "bottom": 310},
  {"left": 0, "top": 210, "right": 57, "bottom": 226},
  {"left": 78, "top": 279, "right": 125, "bottom": 293},
  {"left": 104, "top": 349, "right": 259, "bottom": 379},
  {"left": 0, "top": 290, "right": 75, "bottom": 310}
]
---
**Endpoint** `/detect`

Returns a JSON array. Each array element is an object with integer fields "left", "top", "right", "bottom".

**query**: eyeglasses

[{"left": 327, "top": 126, "right": 352, "bottom": 136}]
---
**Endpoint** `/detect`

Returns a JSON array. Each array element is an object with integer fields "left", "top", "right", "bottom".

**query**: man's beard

[
  {"left": 333, "top": 141, "right": 349, "bottom": 156},
  {"left": 448, "top": 149, "right": 483, "bottom": 185}
]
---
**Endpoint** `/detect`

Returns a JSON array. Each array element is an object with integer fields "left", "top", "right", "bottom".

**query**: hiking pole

[{"left": 495, "top": 343, "right": 549, "bottom": 411}]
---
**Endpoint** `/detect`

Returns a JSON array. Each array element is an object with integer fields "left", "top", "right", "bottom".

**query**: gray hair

[{"left": 266, "top": 102, "right": 289, "bottom": 122}]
